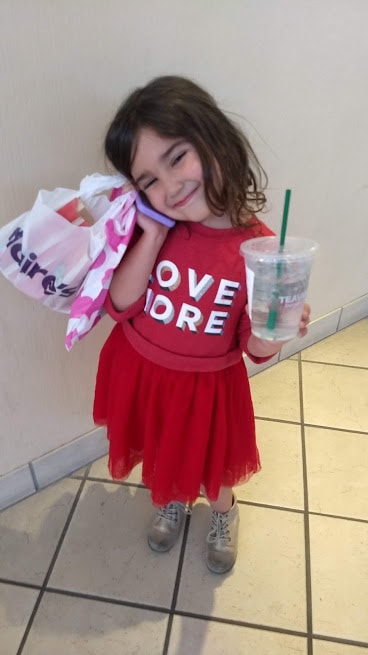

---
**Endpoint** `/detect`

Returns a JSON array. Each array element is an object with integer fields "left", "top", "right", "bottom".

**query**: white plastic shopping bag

[{"left": 0, "top": 173, "right": 137, "bottom": 348}]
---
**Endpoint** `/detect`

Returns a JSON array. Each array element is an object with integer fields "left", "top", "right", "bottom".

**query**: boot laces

[
  {"left": 207, "top": 511, "right": 231, "bottom": 544},
  {"left": 157, "top": 502, "right": 189, "bottom": 524}
]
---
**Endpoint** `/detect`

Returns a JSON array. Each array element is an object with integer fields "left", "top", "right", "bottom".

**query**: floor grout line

[
  {"left": 40, "top": 586, "right": 171, "bottom": 614},
  {"left": 238, "top": 499, "right": 304, "bottom": 514},
  {"left": 298, "top": 352, "right": 314, "bottom": 655},
  {"left": 312, "top": 633, "right": 368, "bottom": 649},
  {"left": 69, "top": 476, "right": 368, "bottom": 524},
  {"left": 0, "top": 579, "right": 42, "bottom": 591},
  {"left": 254, "top": 415, "right": 368, "bottom": 437},
  {"left": 303, "top": 423, "right": 368, "bottom": 436},
  {"left": 78, "top": 475, "right": 145, "bottom": 489},
  {"left": 309, "top": 511, "right": 368, "bottom": 525},
  {"left": 172, "top": 609, "right": 309, "bottom": 638},
  {"left": 57, "top": 480, "right": 368, "bottom": 525},
  {"left": 3, "top": 578, "right": 368, "bottom": 649},
  {"left": 254, "top": 416, "right": 302, "bottom": 425},
  {"left": 301, "top": 358, "right": 368, "bottom": 371},
  {"left": 15, "top": 476, "right": 87, "bottom": 655},
  {"left": 162, "top": 513, "right": 192, "bottom": 655}
]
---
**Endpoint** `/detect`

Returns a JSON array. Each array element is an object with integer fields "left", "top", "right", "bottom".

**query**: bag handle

[
  {"left": 79, "top": 173, "right": 137, "bottom": 223},
  {"left": 79, "top": 173, "right": 126, "bottom": 200}
]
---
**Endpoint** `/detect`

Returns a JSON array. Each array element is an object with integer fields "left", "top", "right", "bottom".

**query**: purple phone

[{"left": 135, "top": 194, "right": 175, "bottom": 228}]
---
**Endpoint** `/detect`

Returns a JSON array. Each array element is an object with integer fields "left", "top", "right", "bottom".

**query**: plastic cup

[{"left": 240, "top": 236, "right": 318, "bottom": 341}]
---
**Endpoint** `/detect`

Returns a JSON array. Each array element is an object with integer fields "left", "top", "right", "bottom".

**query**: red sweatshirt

[{"left": 105, "top": 219, "right": 274, "bottom": 372}]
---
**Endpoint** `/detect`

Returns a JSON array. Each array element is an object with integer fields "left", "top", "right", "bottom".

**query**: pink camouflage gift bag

[
  {"left": 0, "top": 173, "right": 137, "bottom": 348},
  {"left": 64, "top": 183, "right": 138, "bottom": 349},
  {"left": 64, "top": 186, "right": 175, "bottom": 349}
]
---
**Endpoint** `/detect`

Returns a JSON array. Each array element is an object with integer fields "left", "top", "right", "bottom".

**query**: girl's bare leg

[{"left": 206, "top": 486, "right": 234, "bottom": 512}]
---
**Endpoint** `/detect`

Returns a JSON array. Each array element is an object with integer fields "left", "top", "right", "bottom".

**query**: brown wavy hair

[{"left": 104, "top": 76, "right": 267, "bottom": 227}]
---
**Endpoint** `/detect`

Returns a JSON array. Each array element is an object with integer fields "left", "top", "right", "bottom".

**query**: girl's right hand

[
  {"left": 122, "top": 181, "right": 171, "bottom": 241},
  {"left": 108, "top": 205, "right": 169, "bottom": 312},
  {"left": 136, "top": 209, "right": 171, "bottom": 242}
]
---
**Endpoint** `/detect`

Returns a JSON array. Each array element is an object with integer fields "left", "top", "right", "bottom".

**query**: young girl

[{"left": 93, "top": 76, "right": 310, "bottom": 574}]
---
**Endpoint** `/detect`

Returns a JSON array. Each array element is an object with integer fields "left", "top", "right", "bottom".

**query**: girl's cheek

[
  {"left": 147, "top": 189, "right": 164, "bottom": 211},
  {"left": 194, "top": 161, "right": 206, "bottom": 181},
  {"left": 187, "top": 152, "right": 200, "bottom": 171}
]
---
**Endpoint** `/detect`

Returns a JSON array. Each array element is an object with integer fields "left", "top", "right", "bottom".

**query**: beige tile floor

[{"left": 1, "top": 318, "right": 368, "bottom": 654}]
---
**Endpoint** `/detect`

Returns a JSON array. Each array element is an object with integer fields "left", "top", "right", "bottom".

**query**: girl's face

[{"left": 131, "top": 128, "right": 230, "bottom": 228}]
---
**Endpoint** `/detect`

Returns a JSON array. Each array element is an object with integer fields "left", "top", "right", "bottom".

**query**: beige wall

[{"left": 1, "top": 0, "right": 367, "bottom": 476}]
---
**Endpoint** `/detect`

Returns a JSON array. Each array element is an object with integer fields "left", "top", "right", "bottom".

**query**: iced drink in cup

[{"left": 240, "top": 236, "right": 318, "bottom": 341}]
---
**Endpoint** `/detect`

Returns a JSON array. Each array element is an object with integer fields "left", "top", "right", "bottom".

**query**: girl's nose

[{"left": 164, "top": 176, "right": 183, "bottom": 202}]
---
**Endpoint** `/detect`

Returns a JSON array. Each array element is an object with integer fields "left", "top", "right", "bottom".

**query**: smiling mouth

[{"left": 173, "top": 187, "right": 199, "bottom": 209}]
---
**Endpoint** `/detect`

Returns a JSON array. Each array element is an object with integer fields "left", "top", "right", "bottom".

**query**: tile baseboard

[
  {"left": 245, "top": 352, "right": 280, "bottom": 377},
  {"left": 1, "top": 293, "right": 367, "bottom": 512},
  {"left": 245, "top": 292, "right": 368, "bottom": 374},
  {"left": 279, "top": 308, "right": 342, "bottom": 361},
  {"left": 31, "top": 427, "right": 108, "bottom": 490},
  {"left": 0, "top": 427, "right": 108, "bottom": 512},
  {"left": 338, "top": 294, "right": 368, "bottom": 330},
  {"left": 0, "top": 466, "right": 36, "bottom": 511}
]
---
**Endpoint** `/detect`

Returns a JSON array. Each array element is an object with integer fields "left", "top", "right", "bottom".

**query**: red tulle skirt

[{"left": 93, "top": 324, "right": 260, "bottom": 506}]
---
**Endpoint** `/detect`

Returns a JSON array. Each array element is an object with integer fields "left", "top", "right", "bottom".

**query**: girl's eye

[
  {"left": 143, "top": 178, "right": 157, "bottom": 191},
  {"left": 172, "top": 151, "right": 186, "bottom": 166}
]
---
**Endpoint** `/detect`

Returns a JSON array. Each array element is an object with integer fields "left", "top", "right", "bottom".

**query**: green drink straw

[{"left": 265, "top": 189, "right": 291, "bottom": 331}]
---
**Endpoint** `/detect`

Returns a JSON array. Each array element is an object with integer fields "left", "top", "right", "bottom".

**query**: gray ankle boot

[
  {"left": 206, "top": 496, "right": 239, "bottom": 573},
  {"left": 148, "top": 502, "right": 186, "bottom": 552}
]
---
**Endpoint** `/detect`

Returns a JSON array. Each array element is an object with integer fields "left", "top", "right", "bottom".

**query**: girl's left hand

[
  {"left": 298, "top": 303, "right": 311, "bottom": 338},
  {"left": 246, "top": 302, "right": 311, "bottom": 359}
]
